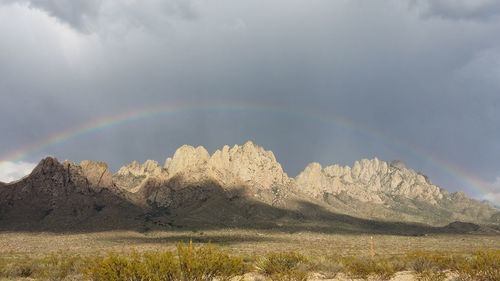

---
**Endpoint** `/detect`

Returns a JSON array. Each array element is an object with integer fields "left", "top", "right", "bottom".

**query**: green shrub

[
  {"left": 256, "top": 251, "right": 309, "bottom": 281},
  {"left": 454, "top": 250, "right": 500, "bottom": 281},
  {"left": 177, "top": 241, "right": 244, "bottom": 281}
]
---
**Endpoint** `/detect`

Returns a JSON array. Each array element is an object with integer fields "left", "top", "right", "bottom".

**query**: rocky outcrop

[
  {"left": 124, "top": 141, "right": 291, "bottom": 208},
  {"left": 0, "top": 157, "right": 143, "bottom": 230},
  {"left": 79, "top": 160, "right": 114, "bottom": 191},
  {"left": 207, "top": 141, "right": 289, "bottom": 189},
  {"left": 295, "top": 158, "right": 500, "bottom": 224},
  {"left": 296, "top": 158, "right": 443, "bottom": 204},
  {"left": 158, "top": 141, "right": 290, "bottom": 190},
  {"left": 114, "top": 160, "right": 168, "bottom": 192}
]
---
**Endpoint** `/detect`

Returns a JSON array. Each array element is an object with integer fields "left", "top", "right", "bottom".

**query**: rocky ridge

[
  {"left": 295, "top": 158, "right": 442, "bottom": 204},
  {"left": 294, "top": 158, "right": 498, "bottom": 224},
  {"left": 1, "top": 141, "right": 499, "bottom": 231}
]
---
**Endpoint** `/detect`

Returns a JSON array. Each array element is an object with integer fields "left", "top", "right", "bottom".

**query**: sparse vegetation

[
  {"left": 176, "top": 241, "right": 244, "bottom": 281},
  {"left": 0, "top": 253, "right": 82, "bottom": 280},
  {"left": 454, "top": 250, "right": 500, "bottom": 281},
  {"left": 83, "top": 242, "right": 243, "bottom": 281},
  {"left": 0, "top": 231, "right": 499, "bottom": 280},
  {"left": 341, "top": 256, "right": 399, "bottom": 280},
  {"left": 256, "top": 251, "right": 309, "bottom": 281}
]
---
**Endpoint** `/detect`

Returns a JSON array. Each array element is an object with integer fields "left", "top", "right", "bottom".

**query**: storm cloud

[
  {"left": 414, "top": 0, "right": 500, "bottom": 21},
  {"left": 2, "top": 0, "right": 199, "bottom": 32},
  {"left": 0, "top": 0, "right": 499, "bottom": 204}
]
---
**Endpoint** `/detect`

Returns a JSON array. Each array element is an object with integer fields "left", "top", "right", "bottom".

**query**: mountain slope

[
  {"left": 0, "top": 141, "right": 498, "bottom": 232},
  {"left": 0, "top": 157, "right": 144, "bottom": 231}
]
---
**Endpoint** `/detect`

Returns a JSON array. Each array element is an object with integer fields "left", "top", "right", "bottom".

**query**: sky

[{"left": 0, "top": 0, "right": 499, "bottom": 204}]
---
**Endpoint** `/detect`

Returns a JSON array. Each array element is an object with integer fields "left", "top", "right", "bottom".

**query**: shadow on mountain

[{"left": 0, "top": 175, "right": 465, "bottom": 236}]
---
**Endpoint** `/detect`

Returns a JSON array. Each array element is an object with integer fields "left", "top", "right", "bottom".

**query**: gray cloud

[
  {"left": 1, "top": 0, "right": 199, "bottom": 32},
  {"left": 1, "top": 0, "right": 100, "bottom": 30},
  {"left": 0, "top": 0, "right": 499, "bottom": 204},
  {"left": 413, "top": 0, "right": 500, "bottom": 21}
]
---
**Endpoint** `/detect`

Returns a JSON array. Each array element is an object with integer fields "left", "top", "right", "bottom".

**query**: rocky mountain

[
  {"left": 0, "top": 157, "right": 143, "bottom": 230},
  {"left": 295, "top": 159, "right": 499, "bottom": 225},
  {"left": 0, "top": 141, "right": 498, "bottom": 232}
]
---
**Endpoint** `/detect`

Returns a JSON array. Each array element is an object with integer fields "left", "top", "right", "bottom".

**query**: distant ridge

[{"left": 1, "top": 141, "right": 499, "bottom": 232}]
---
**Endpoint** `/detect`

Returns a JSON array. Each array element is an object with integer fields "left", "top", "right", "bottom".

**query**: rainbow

[{"left": 0, "top": 101, "right": 494, "bottom": 198}]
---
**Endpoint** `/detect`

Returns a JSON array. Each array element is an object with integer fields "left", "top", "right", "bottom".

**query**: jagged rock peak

[
  {"left": 20, "top": 157, "right": 115, "bottom": 192},
  {"left": 166, "top": 145, "right": 210, "bottom": 175},
  {"left": 117, "top": 160, "right": 165, "bottom": 177},
  {"left": 31, "top": 156, "right": 63, "bottom": 175},
  {"left": 208, "top": 141, "right": 289, "bottom": 188},
  {"left": 297, "top": 158, "right": 443, "bottom": 204},
  {"left": 160, "top": 141, "right": 289, "bottom": 189}
]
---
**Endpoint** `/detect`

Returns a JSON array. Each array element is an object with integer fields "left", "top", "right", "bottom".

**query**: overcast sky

[{"left": 0, "top": 0, "right": 499, "bottom": 204}]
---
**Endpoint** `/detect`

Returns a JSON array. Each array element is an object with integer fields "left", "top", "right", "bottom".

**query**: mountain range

[{"left": 1, "top": 141, "right": 499, "bottom": 234}]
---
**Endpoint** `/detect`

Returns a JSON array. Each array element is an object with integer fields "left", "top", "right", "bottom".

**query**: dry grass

[
  {"left": 1, "top": 229, "right": 499, "bottom": 258},
  {"left": 255, "top": 251, "right": 309, "bottom": 281},
  {"left": 0, "top": 230, "right": 499, "bottom": 280}
]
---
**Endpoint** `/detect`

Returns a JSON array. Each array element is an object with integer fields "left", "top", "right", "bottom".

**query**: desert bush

[
  {"left": 255, "top": 251, "right": 309, "bottom": 281},
  {"left": 85, "top": 252, "right": 137, "bottom": 281},
  {"left": 85, "top": 250, "right": 180, "bottom": 281},
  {"left": 406, "top": 251, "right": 461, "bottom": 273},
  {"left": 308, "top": 255, "right": 343, "bottom": 278},
  {"left": 177, "top": 241, "right": 244, "bottom": 281},
  {"left": 36, "top": 253, "right": 82, "bottom": 280},
  {"left": 341, "top": 256, "right": 397, "bottom": 280},
  {"left": 454, "top": 250, "right": 500, "bottom": 281},
  {"left": 140, "top": 251, "right": 180, "bottom": 281},
  {"left": 405, "top": 251, "right": 459, "bottom": 281}
]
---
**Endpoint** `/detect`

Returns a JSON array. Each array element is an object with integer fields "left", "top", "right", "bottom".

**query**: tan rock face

[
  {"left": 207, "top": 141, "right": 289, "bottom": 189},
  {"left": 116, "top": 160, "right": 165, "bottom": 178},
  {"left": 114, "top": 160, "right": 168, "bottom": 192},
  {"left": 166, "top": 145, "right": 211, "bottom": 175},
  {"left": 79, "top": 160, "right": 114, "bottom": 191},
  {"left": 296, "top": 158, "right": 443, "bottom": 204},
  {"left": 161, "top": 141, "right": 290, "bottom": 190}
]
